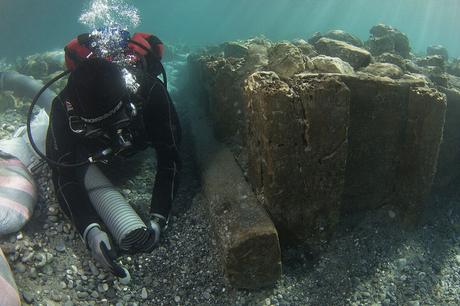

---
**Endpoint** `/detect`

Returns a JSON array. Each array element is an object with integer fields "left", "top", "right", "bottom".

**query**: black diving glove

[
  {"left": 84, "top": 224, "right": 130, "bottom": 281},
  {"left": 148, "top": 213, "right": 169, "bottom": 246}
]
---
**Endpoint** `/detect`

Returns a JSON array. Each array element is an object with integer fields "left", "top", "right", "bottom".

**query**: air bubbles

[{"left": 79, "top": 0, "right": 141, "bottom": 30}]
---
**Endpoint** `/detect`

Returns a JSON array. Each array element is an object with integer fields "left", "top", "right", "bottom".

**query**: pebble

[
  {"left": 408, "top": 301, "right": 420, "bottom": 306},
  {"left": 98, "top": 283, "right": 109, "bottom": 293},
  {"left": 63, "top": 302, "right": 74, "bottom": 306},
  {"left": 89, "top": 262, "right": 99, "bottom": 276},
  {"left": 265, "top": 298, "right": 271, "bottom": 305},
  {"left": 388, "top": 210, "right": 396, "bottom": 218},
  {"left": 48, "top": 215, "right": 59, "bottom": 222},
  {"left": 35, "top": 253, "right": 47, "bottom": 267},
  {"left": 77, "top": 291, "right": 89, "bottom": 299},
  {"left": 455, "top": 255, "right": 460, "bottom": 264},
  {"left": 51, "top": 291, "right": 62, "bottom": 302},
  {"left": 141, "top": 287, "right": 148, "bottom": 299},
  {"left": 15, "top": 263, "right": 27, "bottom": 273},
  {"left": 29, "top": 267, "right": 38, "bottom": 279},
  {"left": 174, "top": 296, "right": 181, "bottom": 303},
  {"left": 7, "top": 125, "right": 16, "bottom": 132},
  {"left": 397, "top": 258, "right": 407, "bottom": 269},
  {"left": 55, "top": 240, "right": 66, "bottom": 252},
  {"left": 91, "top": 291, "right": 99, "bottom": 298},
  {"left": 21, "top": 252, "right": 35, "bottom": 263},
  {"left": 22, "top": 291, "right": 35, "bottom": 304}
]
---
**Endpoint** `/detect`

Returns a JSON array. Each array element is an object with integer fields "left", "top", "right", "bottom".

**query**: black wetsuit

[{"left": 46, "top": 73, "right": 181, "bottom": 236}]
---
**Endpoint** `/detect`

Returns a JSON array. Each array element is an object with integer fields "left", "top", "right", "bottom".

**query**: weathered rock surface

[
  {"left": 197, "top": 56, "right": 247, "bottom": 142},
  {"left": 375, "top": 53, "right": 407, "bottom": 70},
  {"left": 395, "top": 87, "right": 446, "bottom": 223},
  {"left": 427, "top": 45, "right": 449, "bottom": 61},
  {"left": 340, "top": 75, "right": 446, "bottom": 223},
  {"left": 267, "top": 43, "right": 306, "bottom": 79},
  {"left": 309, "top": 30, "right": 364, "bottom": 48},
  {"left": 367, "top": 24, "right": 411, "bottom": 58},
  {"left": 244, "top": 72, "right": 349, "bottom": 246},
  {"left": 447, "top": 59, "right": 460, "bottom": 77},
  {"left": 310, "top": 55, "right": 354, "bottom": 74},
  {"left": 360, "top": 63, "right": 404, "bottom": 79},
  {"left": 15, "top": 51, "right": 65, "bottom": 78},
  {"left": 293, "top": 39, "right": 318, "bottom": 57},
  {"left": 314, "top": 38, "right": 372, "bottom": 69},
  {"left": 434, "top": 88, "right": 460, "bottom": 188},
  {"left": 222, "top": 41, "right": 249, "bottom": 58},
  {"left": 416, "top": 55, "right": 445, "bottom": 70}
]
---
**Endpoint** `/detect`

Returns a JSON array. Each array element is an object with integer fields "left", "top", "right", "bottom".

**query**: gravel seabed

[{"left": 1, "top": 66, "right": 460, "bottom": 306}]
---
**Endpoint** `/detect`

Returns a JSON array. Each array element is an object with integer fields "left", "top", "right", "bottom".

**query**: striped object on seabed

[
  {"left": 0, "top": 151, "right": 37, "bottom": 236},
  {"left": 0, "top": 247, "right": 21, "bottom": 306}
]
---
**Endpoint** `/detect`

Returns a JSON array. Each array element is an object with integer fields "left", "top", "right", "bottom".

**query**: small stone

[
  {"left": 408, "top": 301, "right": 420, "bottom": 306},
  {"left": 71, "top": 265, "right": 78, "bottom": 273},
  {"left": 89, "top": 262, "right": 99, "bottom": 276},
  {"left": 29, "top": 264, "right": 38, "bottom": 275},
  {"left": 21, "top": 252, "right": 35, "bottom": 263},
  {"left": 98, "top": 283, "right": 109, "bottom": 293},
  {"left": 397, "top": 258, "right": 407, "bottom": 269},
  {"left": 48, "top": 215, "right": 59, "bottom": 222},
  {"left": 91, "top": 291, "right": 99, "bottom": 298},
  {"left": 141, "top": 287, "right": 148, "bottom": 300},
  {"left": 77, "top": 291, "right": 89, "bottom": 299},
  {"left": 63, "top": 301, "right": 74, "bottom": 306},
  {"left": 388, "top": 210, "right": 396, "bottom": 218},
  {"left": 55, "top": 240, "right": 66, "bottom": 252},
  {"left": 22, "top": 291, "right": 35, "bottom": 304},
  {"left": 51, "top": 291, "right": 62, "bottom": 302},
  {"left": 43, "top": 264, "right": 54, "bottom": 275},
  {"left": 15, "top": 263, "right": 27, "bottom": 273},
  {"left": 35, "top": 253, "right": 47, "bottom": 267},
  {"left": 16, "top": 232, "right": 23, "bottom": 240},
  {"left": 174, "top": 296, "right": 181, "bottom": 303},
  {"left": 265, "top": 298, "right": 271, "bottom": 305},
  {"left": 203, "top": 291, "right": 211, "bottom": 299},
  {"left": 455, "top": 255, "right": 460, "bottom": 264},
  {"left": 60, "top": 281, "right": 67, "bottom": 289}
]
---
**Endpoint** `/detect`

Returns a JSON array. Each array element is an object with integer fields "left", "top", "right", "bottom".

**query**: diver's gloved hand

[
  {"left": 148, "top": 213, "right": 169, "bottom": 246},
  {"left": 84, "top": 224, "right": 129, "bottom": 280}
]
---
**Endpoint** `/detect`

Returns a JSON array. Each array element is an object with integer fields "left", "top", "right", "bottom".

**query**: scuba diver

[{"left": 41, "top": 27, "right": 181, "bottom": 278}]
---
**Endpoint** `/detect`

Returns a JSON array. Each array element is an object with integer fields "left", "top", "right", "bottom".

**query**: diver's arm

[
  {"left": 46, "top": 93, "right": 102, "bottom": 234},
  {"left": 142, "top": 78, "right": 182, "bottom": 220}
]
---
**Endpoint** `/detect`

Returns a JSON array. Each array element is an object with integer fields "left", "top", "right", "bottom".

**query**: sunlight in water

[{"left": 79, "top": 0, "right": 140, "bottom": 30}]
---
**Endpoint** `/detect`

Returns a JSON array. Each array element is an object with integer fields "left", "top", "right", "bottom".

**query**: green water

[{"left": 0, "top": 0, "right": 459, "bottom": 59}]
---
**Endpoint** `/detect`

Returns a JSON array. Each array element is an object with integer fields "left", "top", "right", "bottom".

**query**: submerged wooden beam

[{"left": 187, "top": 95, "right": 281, "bottom": 289}]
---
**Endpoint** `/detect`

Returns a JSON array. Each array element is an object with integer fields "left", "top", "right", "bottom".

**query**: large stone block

[
  {"left": 245, "top": 72, "right": 350, "bottom": 246},
  {"left": 340, "top": 75, "right": 446, "bottom": 221},
  {"left": 434, "top": 88, "right": 460, "bottom": 188},
  {"left": 396, "top": 87, "right": 446, "bottom": 223},
  {"left": 367, "top": 24, "right": 411, "bottom": 59},
  {"left": 268, "top": 43, "right": 306, "bottom": 79},
  {"left": 314, "top": 38, "right": 372, "bottom": 69},
  {"left": 199, "top": 57, "right": 247, "bottom": 142}
]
